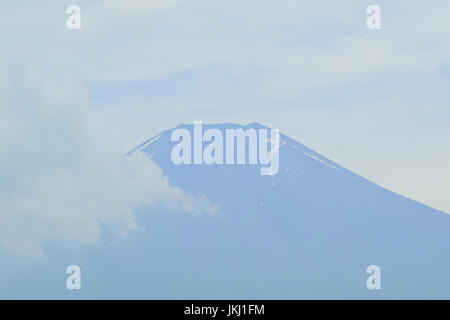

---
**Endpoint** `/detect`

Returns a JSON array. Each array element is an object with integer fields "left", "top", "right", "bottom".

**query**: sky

[{"left": 1, "top": 0, "right": 450, "bottom": 264}]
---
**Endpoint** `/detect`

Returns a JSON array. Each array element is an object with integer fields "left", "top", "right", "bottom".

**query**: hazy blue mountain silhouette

[{"left": 3, "top": 122, "right": 450, "bottom": 299}]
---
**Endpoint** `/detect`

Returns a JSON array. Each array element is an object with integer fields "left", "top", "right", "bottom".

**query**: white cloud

[{"left": 0, "top": 67, "right": 218, "bottom": 263}]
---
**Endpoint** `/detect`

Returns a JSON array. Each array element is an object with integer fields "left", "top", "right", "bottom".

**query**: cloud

[{"left": 0, "top": 67, "right": 218, "bottom": 263}]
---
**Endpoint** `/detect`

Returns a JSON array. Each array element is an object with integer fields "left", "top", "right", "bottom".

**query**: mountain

[
  {"left": 3, "top": 122, "right": 449, "bottom": 299},
  {"left": 123, "top": 122, "right": 450, "bottom": 299}
]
